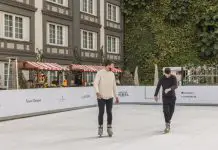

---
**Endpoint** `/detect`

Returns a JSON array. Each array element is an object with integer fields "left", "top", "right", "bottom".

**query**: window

[
  {"left": 80, "top": 0, "right": 97, "bottom": 16},
  {"left": 58, "top": 0, "right": 63, "bottom": 4},
  {"left": 81, "top": 30, "right": 97, "bottom": 50},
  {"left": 48, "top": 0, "right": 66, "bottom": 6},
  {"left": 47, "top": 22, "right": 68, "bottom": 46},
  {"left": 50, "top": 71, "right": 56, "bottom": 85},
  {"left": 107, "top": 36, "right": 120, "bottom": 54},
  {"left": 49, "top": 24, "right": 55, "bottom": 44},
  {"left": 85, "top": 72, "right": 96, "bottom": 85},
  {"left": 4, "top": 14, "right": 13, "bottom": 38},
  {"left": 107, "top": 3, "right": 120, "bottom": 23},
  {"left": 59, "top": 72, "right": 63, "bottom": 85},
  {"left": 15, "top": 17, "right": 23, "bottom": 39},
  {"left": 57, "top": 26, "right": 63, "bottom": 45},
  {"left": 4, "top": 63, "right": 12, "bottom": 87},
  {"left": 1, "top": 12, "right": 29, "bottom": 41}
]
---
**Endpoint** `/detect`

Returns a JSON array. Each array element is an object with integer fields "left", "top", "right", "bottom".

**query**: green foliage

[
  {"left": 121, "top": 0, "right": 152, "bottom": 22},
  {"left": 165, "top": 0, "right": 191, "bottom": 25},
  {"left": 120, "top": 70, "right": 134, "bottom": 85},
  {"left": 196, "top": 6, "right": 218, "bottom": 59},
  {"left": 122, "top": 0, "right": 218, "bottom": 85}
]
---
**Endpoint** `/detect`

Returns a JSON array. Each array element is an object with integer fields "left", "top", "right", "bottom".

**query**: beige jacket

[{"left": 93, "top": 69, "right": 117, "bottom": 99}]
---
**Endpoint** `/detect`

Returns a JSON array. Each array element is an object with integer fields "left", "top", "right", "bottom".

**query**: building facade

[{"left": 0, "top": 0, "right": 124, "bottom": 88}]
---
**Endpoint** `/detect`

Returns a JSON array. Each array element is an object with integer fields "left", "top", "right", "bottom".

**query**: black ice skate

[
  {"left": 107, "top": 125, "right": 113, "bottom": 137},
  {"left": 98, "top": 126, "right": 103, "bottom": 137}
]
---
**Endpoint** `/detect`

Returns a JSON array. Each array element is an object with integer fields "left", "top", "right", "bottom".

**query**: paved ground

[{"left": 0, "top": 105, "right": 218, "bottom": 150}]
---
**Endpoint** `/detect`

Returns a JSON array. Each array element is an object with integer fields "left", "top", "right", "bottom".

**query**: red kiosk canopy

[
  {"left": 20, "top": 61, "right": 69, "bottom": 71},
  {"left": 70, "top": 64, "right": 122, "bottom": 73}
]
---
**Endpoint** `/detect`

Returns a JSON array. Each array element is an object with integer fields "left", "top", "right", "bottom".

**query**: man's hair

[
  {"left": 104, "top": 60, "right": 113, "bottom": 66},
  {"left": 164, "top": 68, "right": 171, "bottom": 74}
]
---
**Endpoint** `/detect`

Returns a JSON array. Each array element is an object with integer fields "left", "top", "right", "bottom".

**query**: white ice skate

[
  {"left": 107, "top": 127, "right": 113, "bottom": 137},
  {"left": 164, "top": 123, "right": 170, "bottom": 134},
  {"left": 98, "top": 126, "right": 103, "bottom": 137}
]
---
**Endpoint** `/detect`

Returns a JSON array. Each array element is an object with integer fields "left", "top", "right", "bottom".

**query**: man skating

[
  {"left": 154, "top": 68, "right": 178, "bottom": 133},
  {"left": 93, "top": 60, "right": 119, "bottom": 137}
]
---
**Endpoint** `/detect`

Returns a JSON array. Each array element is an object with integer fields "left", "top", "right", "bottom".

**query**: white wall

[
  {"left": 0, "top": 87, "right": 97, "bottom": 118},
  {"left": 34, "top": 0, "right": 43, "bottom": 51},
  {"left": 0, "top": 62, "right": 4, "bottom": 88},
  {"left": 100, "top": 0, "right": 105, "bottom": 56}
]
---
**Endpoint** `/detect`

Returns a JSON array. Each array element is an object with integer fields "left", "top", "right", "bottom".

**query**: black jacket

[{"left": 154, "top": 75, "right": 178, "bottom": 98}]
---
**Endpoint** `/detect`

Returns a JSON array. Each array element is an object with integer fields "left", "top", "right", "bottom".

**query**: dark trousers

[
  {"left": 163, "top": 97, "right": 176, "bottom": 123},
  {"left": 98, "top": 98, "right": 113, "bottom": 126}
]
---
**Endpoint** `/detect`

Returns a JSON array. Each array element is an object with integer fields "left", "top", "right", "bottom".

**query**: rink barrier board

[
  {"left": 0, "top": 105, "right": 96, "bottom": 122},
  {"left": 119, "top": 102, "right": 218, "bottom": 107},
  {"left": 0, "top": 86, "right": 218, "bottom": 121}
]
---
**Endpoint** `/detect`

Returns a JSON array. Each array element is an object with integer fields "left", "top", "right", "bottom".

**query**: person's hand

[
  {"left": 165, "top": 88, "right": 171, "bottom": 94},
  {"left": 154, "top": 96, "right": 158, "bottom": 102},
  {"left": 96, "top": 93, "right": 102, "bottom": 99},
  {"left": 115, "top": 97, "right": 119, "bottom": 104}
]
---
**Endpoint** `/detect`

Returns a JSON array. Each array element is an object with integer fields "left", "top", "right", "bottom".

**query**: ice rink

[{"left": 0, "top": 105, "right": 218, "bottom": 150}]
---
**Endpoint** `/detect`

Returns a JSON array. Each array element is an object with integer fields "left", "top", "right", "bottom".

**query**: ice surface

[{"left": 0, "top": 105, "right": 218, "bottom": 150}]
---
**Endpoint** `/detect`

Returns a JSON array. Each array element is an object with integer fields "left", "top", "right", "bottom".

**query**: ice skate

[
  {"left": 107, "top": 125, "right": 113, "bottom": 137},
  {"left": 98, "top": 126, "right": 103, "bottom": 137},
  {"left": 164, "top": 123, "right": 170, "bottom": 134}
]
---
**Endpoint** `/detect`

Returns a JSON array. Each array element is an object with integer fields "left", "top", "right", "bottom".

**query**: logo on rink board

[
  {"left": 81, "top": 94, "right": 91, "bottom": 99},
  {"left": 118, "top": 91, "right": 129, "bottom": 97},
  {"left": 26, "top": 99, "right": 42, "bottom": 103},
  {"left": 180, "top": 92, "right": 197, "bottom": 98},
  {"left": 58, "top": 96, "right": 66, "bottom": 102}
]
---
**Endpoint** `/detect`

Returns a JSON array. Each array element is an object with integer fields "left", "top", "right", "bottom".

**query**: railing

[
  {"left": 11, "top": 0, "right": 30, "bottom": 5},
  {"left": 45, "top": 45, "right": 72, "bottom": 56},
  {"left": 0, "top": 38, "right": 32, "bottom": 51},
  {"left": 80, "top": 12, "right": 99, "bottom": 24},
  {"left": 106, "top": 20, "right": 121, "bottom": 29},
  {"left": 45, "top": 1, "right": 71, "bottom": 16},
  {"left": 182, "top": 66, "right": 218, "bottom": 85}
]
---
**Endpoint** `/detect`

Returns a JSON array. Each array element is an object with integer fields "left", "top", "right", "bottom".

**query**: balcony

[
  {"left": 0, "top": 0, "right": 36, "bottom": 11},
  {"left": 80, "top": 12, "right": 99, "bottom": 24},
  {"left": 107, "top": 53, "right": 121, "bottom": 61},
  {"left": 81, "top": 49, "right": 99, "bottom": 59},
  {"left": 0, "top": 38, "right": 32, "bottom": 52},
  {"left": 106, "top": 20, "right": 121, "bottom": 30},
  {"left": 45, "top": 45, "right": 72, "bottom": 56},
  {"left": 11, "top": 0, "right": 31, "bottom": 5}
]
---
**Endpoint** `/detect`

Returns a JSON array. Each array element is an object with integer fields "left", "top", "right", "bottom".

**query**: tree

[{"left": 122, "top": 0, "right": 218, "bottom": 85}]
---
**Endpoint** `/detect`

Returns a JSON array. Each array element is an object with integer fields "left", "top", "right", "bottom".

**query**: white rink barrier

[
  {"left": 120, "top": 86, "right": 218, "bottom": 105},
  {"left": 0, "top": 86, "right": 218, "bottom": 121},
  {"left": 0, "top": 87, "right": 97, "bottom": 120}
]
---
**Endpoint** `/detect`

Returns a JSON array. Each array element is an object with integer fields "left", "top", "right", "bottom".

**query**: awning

[
  {"left": 111, "top": 67, "right": 122, "bottom": 73},
  {"left": 19, "top": 61, "right": 69, "bottom": 71},
  {"left": 91, "top": 65, "right": 122, "bottom": 73},
  {"left": 70, "top": 64, "right": 122, "bottom": 73},
  {"left": 70, "top": 64, "right": 97, "bottom": 72}
]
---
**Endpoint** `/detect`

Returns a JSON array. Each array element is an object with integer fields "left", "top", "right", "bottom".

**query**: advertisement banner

[
  {"left": 117, "top": 86, "right": 145, "bottom": 103},
  {"left": 0, "top": 87, "right": 97, "bottom": 118},
  {"left": 176, "top": 86, "right": 218, "bottom": 104}
]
